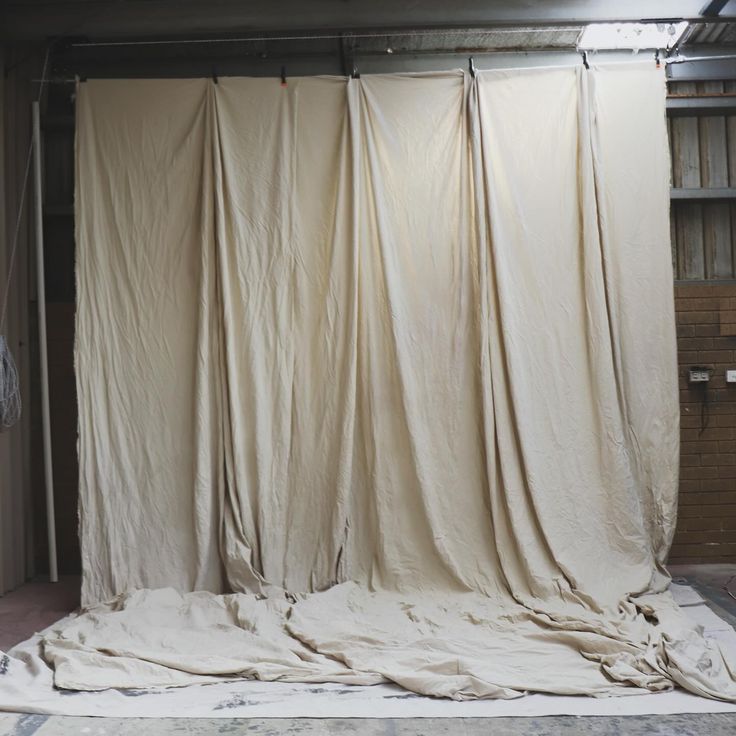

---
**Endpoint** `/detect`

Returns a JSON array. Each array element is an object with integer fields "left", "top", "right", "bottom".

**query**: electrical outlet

[
  {"left": 727, "top": 369, "right": 736, "bottom": 384},
  {"left": 689, "top": 368, "right": 711, "bottom": 383}
]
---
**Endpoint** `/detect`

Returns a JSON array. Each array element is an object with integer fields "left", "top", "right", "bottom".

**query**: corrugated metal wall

[{"left": 669, "top": 80, "right": 736, "bottom": 280}]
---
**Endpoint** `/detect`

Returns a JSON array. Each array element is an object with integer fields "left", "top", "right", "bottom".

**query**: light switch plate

[
  {"left": 727, "top": 369, "right": 736, "bottom": 384},
  {"left": 689, "top": 369, "right": 711, "bottom": 383}
]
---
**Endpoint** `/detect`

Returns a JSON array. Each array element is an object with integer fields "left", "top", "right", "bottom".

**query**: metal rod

[
  {"left": 32, "top": 49, "right": 665, "bottom": 84},
  {"left": 34, "top": 50, "right": 736, "bottom": 83},
  {"left": 666, "top": 53, "right": 736, "bottom": 63},
  {"left": 32, "top": 101, "right": 58, "bottom": 584}
]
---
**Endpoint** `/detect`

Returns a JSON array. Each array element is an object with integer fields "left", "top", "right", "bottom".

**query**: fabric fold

[{"left": 211, "top": 77, "right": 359, "bottom": 593}]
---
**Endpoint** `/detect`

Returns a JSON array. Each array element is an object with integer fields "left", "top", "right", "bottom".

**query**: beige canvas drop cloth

[{"left": 65, "top": 64, "right": 736, "bottom": 701}]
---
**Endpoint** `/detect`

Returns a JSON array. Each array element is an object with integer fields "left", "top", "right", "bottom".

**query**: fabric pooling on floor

[
  {"left": 40, "top": 584, "right": 736, "bottom": 700},
  {"left": 16, "top": 62, "right": 736, "bottom": 703}
]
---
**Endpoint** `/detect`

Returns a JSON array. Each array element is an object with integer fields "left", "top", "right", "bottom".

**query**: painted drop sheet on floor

[{"left": 0, "top": 586, "right": 734, "bottom": 717}]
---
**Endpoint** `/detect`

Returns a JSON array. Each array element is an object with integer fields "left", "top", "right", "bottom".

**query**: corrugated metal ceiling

[
  {"left": 350, "top": 28, "right": 582, "bottom": 54},
  {"left": 341, "top": 24, "right": 736, "bottom": 53},
  {"left": 349, "top": 24, "right": 736, "bottom": 53},
  {"left": 682, "top": 22, "right": 736, "bottom": 44}
]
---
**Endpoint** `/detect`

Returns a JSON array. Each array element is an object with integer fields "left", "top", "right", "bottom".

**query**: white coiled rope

[
  {"left": 0, "top": 136, "right": 32, "bottom": 433},
  {"left": 0, "top": 72, "right": 37, "bottom": 433},
  {"left": 0, "top": 335, "right": 21, "bottom": 430}
]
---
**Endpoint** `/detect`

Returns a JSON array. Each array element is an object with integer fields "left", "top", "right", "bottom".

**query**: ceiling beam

[{"left": 701, "top": 0, "right": 731, "bottom": 15}]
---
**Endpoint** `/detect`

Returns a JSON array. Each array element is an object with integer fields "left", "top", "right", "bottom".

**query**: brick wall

[{"left": 670, "top": 282, "right": 736, "bottom": 564}]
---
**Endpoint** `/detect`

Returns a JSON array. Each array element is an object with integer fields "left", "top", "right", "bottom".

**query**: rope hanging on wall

[
  {"left": 0, "top": 47, "right": 51, "bottom": 432},
  {"left": 0, "top": 142, "right": 32, "bottom": 432},
  {"left": 0, "top": 139, "right": 33, "bottom": 433},
  {"left": 0, "top": 336, "right": 21, "bottom": 431}
]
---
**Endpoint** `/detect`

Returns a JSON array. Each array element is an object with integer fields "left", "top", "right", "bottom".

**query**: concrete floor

[
  {"left": 0, "top": 566, "right": 734, "bottom": 735},
  {"left": 1, "top": 714, "right": 736, "bottom": 735},
  {"left": 0, "top": 576, "right": 80, "bottom": 651}
]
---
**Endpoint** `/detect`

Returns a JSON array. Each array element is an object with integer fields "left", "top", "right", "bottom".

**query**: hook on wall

[
  {"left": 581, "top": 51, "right": 590, "bottom": 70},
  {"left": 212, "top": 68, "right": 218, "bottom": 84},
  {"left": 280, "top": 66, "right": 287, "bottom": 87},
  {"left": 351, "top": 65, "right": 360, "bottom": 79},
  {"left": 468, "top": 56, "right": 477, "bottom": 78}
]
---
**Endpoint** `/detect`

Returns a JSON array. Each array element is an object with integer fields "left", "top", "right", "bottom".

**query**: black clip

[
  {"left": 351, "top": 65, "right": 360, "bottom": 79},
  {"left": 280, "top": 66, "right": 287, "bottom": 87},
  {"left": 581, "top": 51, "right": 590, "bottom": 70},
  {"left": 655, "top": 49, "right": 661, "bottom": 68},
  {"left": 212, "top": 68, "right": 218, "bottom": 84},
  {"left": 468, "top": 56, "right": 477, "bottom": 78}
]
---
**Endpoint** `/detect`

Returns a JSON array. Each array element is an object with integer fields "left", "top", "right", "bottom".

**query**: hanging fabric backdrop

[{"left": 57, "top": 63, "right": 736, "bottom": 700}]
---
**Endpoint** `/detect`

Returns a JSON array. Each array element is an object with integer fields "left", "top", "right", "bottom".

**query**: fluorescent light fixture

[{"left": 578, "top": 22, "right": 689, "bottom": 51}]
